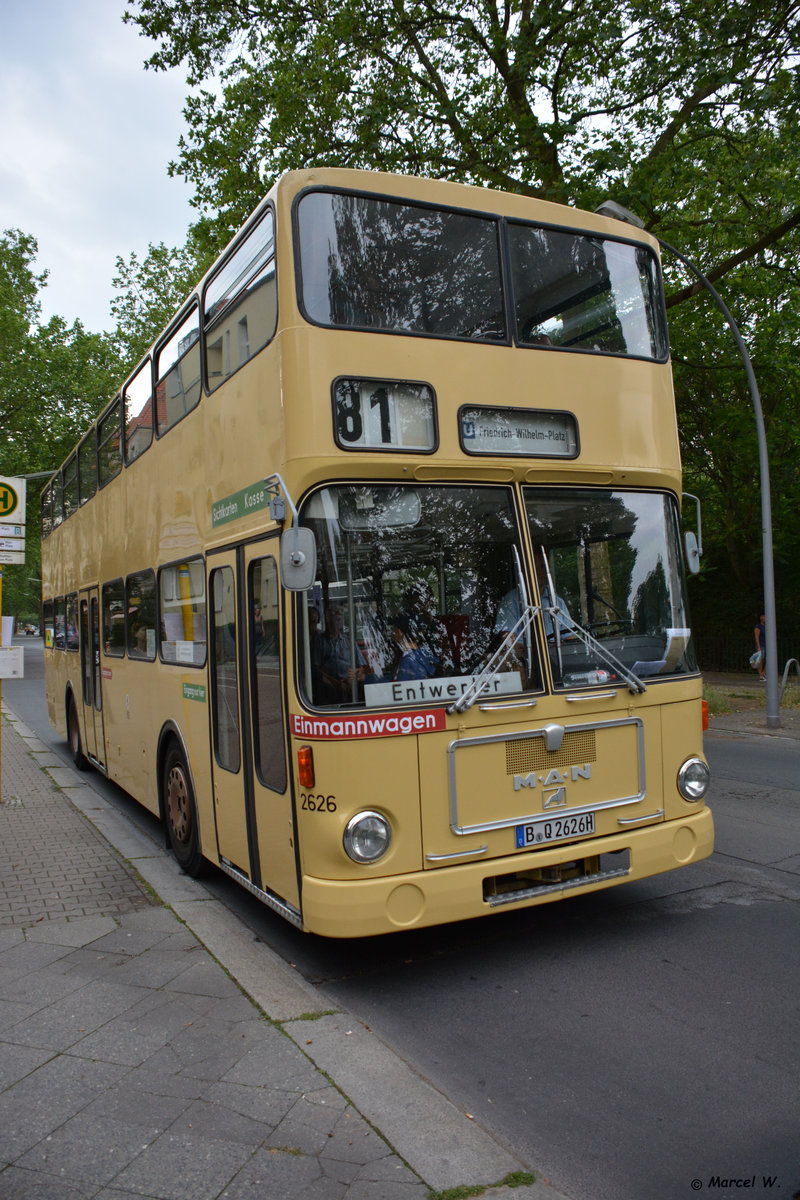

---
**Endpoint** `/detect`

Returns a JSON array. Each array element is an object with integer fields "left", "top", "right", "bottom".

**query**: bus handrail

[{"left": 779, "top": 658, "right": 800, "bottom": 704}]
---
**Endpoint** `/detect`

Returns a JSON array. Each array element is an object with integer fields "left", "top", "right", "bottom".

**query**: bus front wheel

[
  {"left": 67, "top": 698, "right": 88, "bottom": 771},
  {"left": 163, "top": 744, "right": 205, "bottom": 876}
]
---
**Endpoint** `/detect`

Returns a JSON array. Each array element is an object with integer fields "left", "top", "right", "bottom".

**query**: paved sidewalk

[{"left": 0, "top": 703, "right": 568, "bottom": 1200}]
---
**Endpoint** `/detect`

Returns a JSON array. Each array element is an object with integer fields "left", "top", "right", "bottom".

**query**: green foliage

[
  {"left": 0, "top": 231, "right": 120, "bottom": 620},
  {"left": 426, "top": 1172, "right": 537, "bottom": 1200},
  {"left": 109, "top": 227, "right": 218, "bottom": 368}
]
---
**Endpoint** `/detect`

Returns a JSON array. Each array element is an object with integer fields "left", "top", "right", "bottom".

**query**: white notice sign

[{"left": 0, "top": 647, "right": 24, "bottom": 678}]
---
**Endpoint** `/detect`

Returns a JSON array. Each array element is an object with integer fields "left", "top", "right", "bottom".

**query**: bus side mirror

[
  {"left": 280, "top": 527, "right": 317, "bottom": 591},
  {"left": 684, "top": 530, "right": 701, "bottom": 575}
]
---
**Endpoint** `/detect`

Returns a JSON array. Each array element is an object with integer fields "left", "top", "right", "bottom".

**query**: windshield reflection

[
  {"left": 296, "top": 189, "right": 667, "bottom": 361},
  {"left": 523, "top": 489, "right": 695, "bottom": 687},
  {"left": 298, "top": 485, "right": 537, "bottom": 708},
  {"left": 297, "top": 485, "right": 695, "bottom": 709}
]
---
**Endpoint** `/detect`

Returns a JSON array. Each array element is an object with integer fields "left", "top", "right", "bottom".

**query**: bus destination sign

[{"left": 460, "top": 406, "right": 578, "bottom": 458}]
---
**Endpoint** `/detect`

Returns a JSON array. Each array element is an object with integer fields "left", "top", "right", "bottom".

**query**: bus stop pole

[{"left": 657, "top": 240, "right": 780, "bottom": 729}]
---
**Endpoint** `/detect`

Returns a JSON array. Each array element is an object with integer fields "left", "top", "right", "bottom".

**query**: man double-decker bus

[{"left": 41, "top": 168, "right": 712, "bottom": 937}]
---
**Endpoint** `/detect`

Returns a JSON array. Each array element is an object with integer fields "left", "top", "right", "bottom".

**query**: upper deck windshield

[
  {"left": 296, "top": 189, "right": 667, "bottom": 360},
  {"left": 297, "top": 485, "right": 695, "bottom": 710}
]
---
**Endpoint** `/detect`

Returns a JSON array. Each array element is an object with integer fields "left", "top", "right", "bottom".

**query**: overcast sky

[{"left": 0, "top": 0, "right": 196, "bottom": 333}]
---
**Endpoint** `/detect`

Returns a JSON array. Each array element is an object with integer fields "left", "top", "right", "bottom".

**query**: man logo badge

[{"left": 543, "top": 786, "right": 568, "bottom": 809}]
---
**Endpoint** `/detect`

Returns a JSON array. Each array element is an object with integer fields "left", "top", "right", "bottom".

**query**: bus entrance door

[
  {"left": 78, "top": 588, "right": 107, "bottom": 769},
  {"left": 207, "top": 543, "right": 297, "bottom": 913}
]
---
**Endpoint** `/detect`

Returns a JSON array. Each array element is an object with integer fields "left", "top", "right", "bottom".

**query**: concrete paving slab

[
  {"left": 22, "top": 916, "right": 118, "bottom": 946},
  {"left": 294, "top": 1011, "right": 524, "bottom": 1192},
  {"left": 171, "top": 898, "right": 323, "bottom": 1020},
  {"left": 59, "top": 784, "right": 112, "bottom": 813},
  {"left": 130, "top": 853, "right": 213, "bottom": 905}
]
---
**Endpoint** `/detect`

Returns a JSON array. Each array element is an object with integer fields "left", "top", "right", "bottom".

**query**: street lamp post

[{"left": 596, "top": 202, "right": 780, "bottom": 728}]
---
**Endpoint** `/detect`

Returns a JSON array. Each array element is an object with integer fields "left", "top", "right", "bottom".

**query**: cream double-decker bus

[{"left": 41, "top": 168, "right": 713, "bottom": 937}]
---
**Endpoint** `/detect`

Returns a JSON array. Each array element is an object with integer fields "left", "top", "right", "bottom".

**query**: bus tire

[
  {"left": 67, "top": 697, "right": 88, "bottom": 771},
  {"left": 163, "top": 743, "right": 205, "bottom": 876}
]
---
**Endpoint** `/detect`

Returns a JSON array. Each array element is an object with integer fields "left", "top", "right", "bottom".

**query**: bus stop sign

[{"left": 0, "top": 479, "right": 23, "bottom": 520}]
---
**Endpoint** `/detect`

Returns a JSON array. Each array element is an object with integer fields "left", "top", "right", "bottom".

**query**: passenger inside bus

[
  {"left": 312, "top": 604, "right": 366, "bottom": 702},
  {"left": 391, "top": 611, "right": 439, "bottom": 681}
]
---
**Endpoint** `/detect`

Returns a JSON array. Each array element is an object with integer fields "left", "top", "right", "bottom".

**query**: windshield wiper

[
  {"left": 536, "top": 543, "right": 645, "bottom": 695},
  {"left": 449, "top": 605, "right": 538, "bottom": 714},
  {"left": 551, "top": 610, "right": 646, "bottom": 694}
]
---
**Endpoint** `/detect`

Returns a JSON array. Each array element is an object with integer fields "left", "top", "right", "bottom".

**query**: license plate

[{"left": 515, "top": 812, "right": 596, "bottom": 849}]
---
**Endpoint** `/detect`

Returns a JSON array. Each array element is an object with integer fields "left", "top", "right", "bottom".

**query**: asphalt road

[{"left": 5, "top": 639, "right": 799, "bottom": 1200}]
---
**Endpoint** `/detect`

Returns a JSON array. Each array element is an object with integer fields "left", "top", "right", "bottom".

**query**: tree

[
  {"left": 0, "top": 231, "right": 120, "bottom": 620},
  {"left": 110, "top": 227, "right": 218, "bottom": 367},
  {"left": 125, "top": 0, "right": 800, "bottom": 274}
]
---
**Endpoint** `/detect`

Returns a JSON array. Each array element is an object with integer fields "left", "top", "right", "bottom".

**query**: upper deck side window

[
  {"left": 98, "top": 397, "right": 122, "bottom": 488},
  {"left": 40, "top": 479, "right": 53, "bottom": 539},
  {"left": 296, "top": 190, "right": 507, "bottom": 343},
  {"left": 124, "top": 358, "right": 154, "bottom": 464},
  {"left": 62, "top": 454, "right": 78, "bottom": 521},
  {"left": 79, "top": 428, "right": 97, "bottom": 505},
  {"left": 204, "top": 208, "right": 277, "bottom": 391},
  {"left": 155, "top": 305, "right": 201, "bottom": 436}
]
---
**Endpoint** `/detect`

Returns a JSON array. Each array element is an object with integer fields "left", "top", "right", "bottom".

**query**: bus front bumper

[{"left": 300, "top": 807, "right": 714, "bottom": 938}]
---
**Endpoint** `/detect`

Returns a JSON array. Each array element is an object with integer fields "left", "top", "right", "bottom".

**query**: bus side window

[
  {"left": 52, "top": 472, "right": 64, "bottom": 528},
  {"left": 40, "top": 481, "right": 53, "bottom": 539},
  {"left": 249, "top": 556, "right": 286, "bottom": 792},
  {"left": 98, "top": 398, "right": 122, "bottom": 488},
  {"left": 155, "top": 306, "right": 201, "bottom": 436},
  {"left": 210, "top": 566, "right": 240, "bottom": 773},
  {"left": 54, "top": 597, "right": 66, "bottom": 649},
  {"left": 63, "top": 455, "right": 78, "bottom": 520},
  {"left": 124, "top": 358, "right": 154, "bottom": 464},
  {"left": 78, "top": 429, "right": 97, "bottom": 505},
  {"left": 66, "top": 593, "right": 79, "bottom": 651},
  {"left": 126, "top": 570, "right": 157, "bottom": 659},
  {"left": 158, "top": 559, "right": 207, "bottom": 666},
  {"left": 102, "top": 579, "right": 126, "bottom": 656},
  {"left": 204, "top": 209, "right": 277, "bottom": 391},
  {"left": 42, "top": 599, "right": 54, "bottom": 649}
]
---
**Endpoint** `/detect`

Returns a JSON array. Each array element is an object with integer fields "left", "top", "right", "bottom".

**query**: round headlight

[
  {"left": 343, "top": 811, "right": 392, "bottom": 863},
  {"left": 677, "top": 757, "right": 710, "bottom": 801}
]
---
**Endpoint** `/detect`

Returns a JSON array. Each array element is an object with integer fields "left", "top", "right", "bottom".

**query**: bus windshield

[
  {"left": 297, "top": 484, "right": 695, "bottom": 708},
  {"left": 298, "top": 484, "right": 537, "bottom": 708},
  {"left": 523, "top": 489, "right": 696, "bottom": 687},
  {"left": 296, "top": 189, "right": 666, "bottom": 359}
]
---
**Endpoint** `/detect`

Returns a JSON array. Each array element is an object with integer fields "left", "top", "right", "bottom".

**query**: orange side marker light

[{"left": 298, "top": 744, "right": 315, "bottom": 788}]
